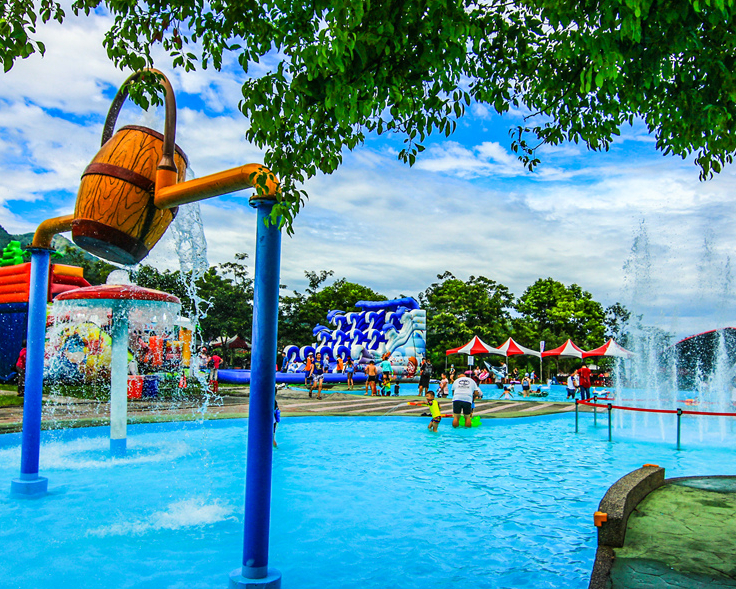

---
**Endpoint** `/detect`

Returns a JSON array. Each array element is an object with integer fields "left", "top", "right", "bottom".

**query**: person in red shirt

[
  {"left": 578, "top": 363, "right": 592, "bottom": 400},
  {"left": 15, "top": 340, "right": 27, "bottom": 397},
  {"left": 209, "top": 353, "right": 222, "bottom": 393}
]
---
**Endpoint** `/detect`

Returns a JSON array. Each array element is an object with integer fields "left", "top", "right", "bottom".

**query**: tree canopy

[
  {"left": 278, "top": 270, "right": 387, "bottom": 348},
  {"left": 514, "top": 277, "right": 606, "bottom": 350},
  {"left": 4, "top": 0, "right": 735, "bottom": 228},
  {"left": 419, "top": 271, "right": 514, "bottom": 364}
]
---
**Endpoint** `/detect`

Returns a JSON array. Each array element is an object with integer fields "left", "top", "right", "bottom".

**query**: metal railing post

[
  {"left": 676, "top": 408, "right": 682, "bottom": 450},
  {"left": 593, "top": 395, "right": 597, "bottom": 427},
  {"left": 607, "top": 403, "right": 612, "bottom": 442}
]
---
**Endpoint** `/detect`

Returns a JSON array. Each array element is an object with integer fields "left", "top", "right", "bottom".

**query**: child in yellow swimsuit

[{"left": 424, "top": 391, "right": 442, "bottom": 432}]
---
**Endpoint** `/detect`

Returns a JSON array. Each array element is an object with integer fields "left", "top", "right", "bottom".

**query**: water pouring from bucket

[{"left": 53, "top": 271, "right": 181, "bottom": 457}]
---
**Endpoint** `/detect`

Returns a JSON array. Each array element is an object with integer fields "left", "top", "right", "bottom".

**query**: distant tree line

[{"left": 59, "top": 243, "right": 631, "bottom": 377}]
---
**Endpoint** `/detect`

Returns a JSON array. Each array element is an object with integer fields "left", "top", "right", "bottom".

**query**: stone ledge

[
  {"left": 588, "top": 545, "right": 615, "bottom": 589},
  {"left": 597, "top": 464, "right": 666, "bottom": 548}
]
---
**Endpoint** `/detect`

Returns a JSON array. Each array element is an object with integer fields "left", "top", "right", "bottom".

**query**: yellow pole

[
  {"left": 31, "top": 215, "right": 74, "bottom": 249},
  {"left": 154, "top": 164, "right": 279, "bottom": 210}
]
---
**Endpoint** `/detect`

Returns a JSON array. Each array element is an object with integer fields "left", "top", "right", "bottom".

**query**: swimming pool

[{"left": 1, "top": 414, "right": 734, "bottom": 588}]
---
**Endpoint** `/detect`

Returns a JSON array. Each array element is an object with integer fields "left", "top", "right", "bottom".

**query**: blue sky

[{"left": 1, "top": 10, "right": 735, "bottom": 341}]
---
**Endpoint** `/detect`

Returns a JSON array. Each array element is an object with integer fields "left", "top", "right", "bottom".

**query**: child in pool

[{"left": 423, "top": 390, "right": 442, "bottom": 432}]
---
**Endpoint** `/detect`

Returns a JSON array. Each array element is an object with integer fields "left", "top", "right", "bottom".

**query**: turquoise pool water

[{"left": 1, "top": 414, "right": 734, "bottom": 589}]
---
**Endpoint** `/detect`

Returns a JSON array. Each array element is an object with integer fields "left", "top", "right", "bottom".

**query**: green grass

[{"left": 0, "top": 395, "right": 23, "bottom": 407}]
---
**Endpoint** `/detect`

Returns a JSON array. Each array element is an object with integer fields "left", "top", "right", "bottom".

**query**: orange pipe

[
  {"left": 32, "top": 214, "right": 74, "bottom": 249},
  {"left": 154, "top": 164, "right": 279, "bottom": 210}
]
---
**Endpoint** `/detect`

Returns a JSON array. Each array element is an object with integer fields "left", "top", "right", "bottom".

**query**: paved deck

[{"left": 0, "top": 386, "right": 596, "bottom": 433}]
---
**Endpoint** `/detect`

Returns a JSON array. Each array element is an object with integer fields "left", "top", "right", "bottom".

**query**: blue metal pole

[
  {"left": 11, "top": 248, "right": 51, "bottom": 497},
  {"left": 230, "top": 198, "right": 282, "bottom": 589}
]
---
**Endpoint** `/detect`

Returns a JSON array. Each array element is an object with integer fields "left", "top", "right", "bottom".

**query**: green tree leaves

[
  {"left": 419, "top": 272, "right": 515, "bottom": 365},
  {"left": 5, "top": 0, "right": 736, "bottom": 226},
  {"left": 514, "top": 277, "right": 606, "bottom": 350}
]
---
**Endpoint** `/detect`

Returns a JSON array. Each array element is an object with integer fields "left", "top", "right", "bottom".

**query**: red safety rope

[{"left": 577, "top": 399, "right": 736, "bottom": 417}]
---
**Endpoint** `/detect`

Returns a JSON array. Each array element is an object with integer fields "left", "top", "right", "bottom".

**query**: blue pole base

[
  {"left": 10, "top": 475, "right": 48, "bottom": 498},
  {"left": 229, "top": 568, "right": 281, "bottom": 589},
  {"left": 110, "top": 438, "right": 127, "bottom": 457}
]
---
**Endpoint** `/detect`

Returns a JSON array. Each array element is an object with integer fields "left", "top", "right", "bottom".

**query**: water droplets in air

[{"left": 614, "top": 220, "right": 736, "bottom": 442}]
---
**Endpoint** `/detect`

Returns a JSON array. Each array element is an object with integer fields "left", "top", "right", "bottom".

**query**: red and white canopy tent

[
  {"left": 540, "top": 339, "right": 584, "bottom": 381},
  {"left": 494, "top": 337, "right": 541, "bottom": 358},
  {"left": 541, "top": 339, "right": 584, "bottom": 359},
  {"left": 582, "top": 338, "right": 634, "bottom": 359},
  {"left": 445, "top": 335, "right": 499, "bottom": 356},
  {"left": 445, "top": 335, "right": 504, "bottom": 374},
  {"left": 209, "top": 335, "right": 251, "bottom": 350},
  {"left": 493, "top": 337, "right": 541, "bottom": 379}
]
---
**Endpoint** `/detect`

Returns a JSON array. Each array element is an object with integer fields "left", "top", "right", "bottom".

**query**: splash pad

[
  {"left": 53, "top": 274, "right": 180, "bottom": 456},
  {"left": 11, "top": 69, "right": 283, "bottom": 588}
]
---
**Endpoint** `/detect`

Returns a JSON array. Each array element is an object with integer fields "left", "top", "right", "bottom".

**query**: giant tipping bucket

[{"left": 71, "top": 70, "right": 188, "bottom": 265}]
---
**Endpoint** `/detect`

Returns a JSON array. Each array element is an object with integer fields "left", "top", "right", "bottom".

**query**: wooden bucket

[{"left": 72, "top": 71, "right": 188, "bottom": 265}]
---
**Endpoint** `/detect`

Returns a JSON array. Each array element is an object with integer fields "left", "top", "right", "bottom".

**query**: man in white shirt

[
  {"left": 566, "top": 373, "right": 577, "bottom": 399},
  {"left": 451, "top": 374, "right": 479, "bottom": 428}
]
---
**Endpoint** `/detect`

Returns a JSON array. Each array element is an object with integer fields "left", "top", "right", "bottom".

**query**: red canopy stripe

[
  {"left": 582, "top": 338, "right": 634, "bottom": 359},
  {"left": 446, "top": 335, "right": 498, "bottom": 356},
  {"left": 541, "top": 339, "right": 584, "bottom": 358}
]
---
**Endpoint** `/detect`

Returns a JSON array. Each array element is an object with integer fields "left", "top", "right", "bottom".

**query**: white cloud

[{"left": 415, "top": 140, "right": 527, "bottom": 178}]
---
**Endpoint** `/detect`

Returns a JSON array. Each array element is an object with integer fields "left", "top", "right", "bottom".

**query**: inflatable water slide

[{"left": 219, "top": 297, "right": 427, "bottom": 385}]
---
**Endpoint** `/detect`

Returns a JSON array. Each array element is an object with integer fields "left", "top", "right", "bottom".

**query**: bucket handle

[{"left": 101, "top": 68, "right": 178, "bottom": 173}]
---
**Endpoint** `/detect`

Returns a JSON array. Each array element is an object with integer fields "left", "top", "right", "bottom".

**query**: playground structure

[
  {"left": 54, "top": 280, "right": 181, "bottom": 455},
  {"left": 45, "top": 300, "right": 193, "bottom": 386},
  {"left": 219, "top": 297, "right": 426, "bottom": 386},
  {"left": 11, "top": 69, "right": 283, "bottom": 588},
  {"left": 283, "top": 297, "right": 426, "bottom": 375}
]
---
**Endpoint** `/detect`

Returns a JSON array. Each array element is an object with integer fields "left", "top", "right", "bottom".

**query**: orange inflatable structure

[{"left": 0, "top": 263, "right": 91, "bottom": 305}]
